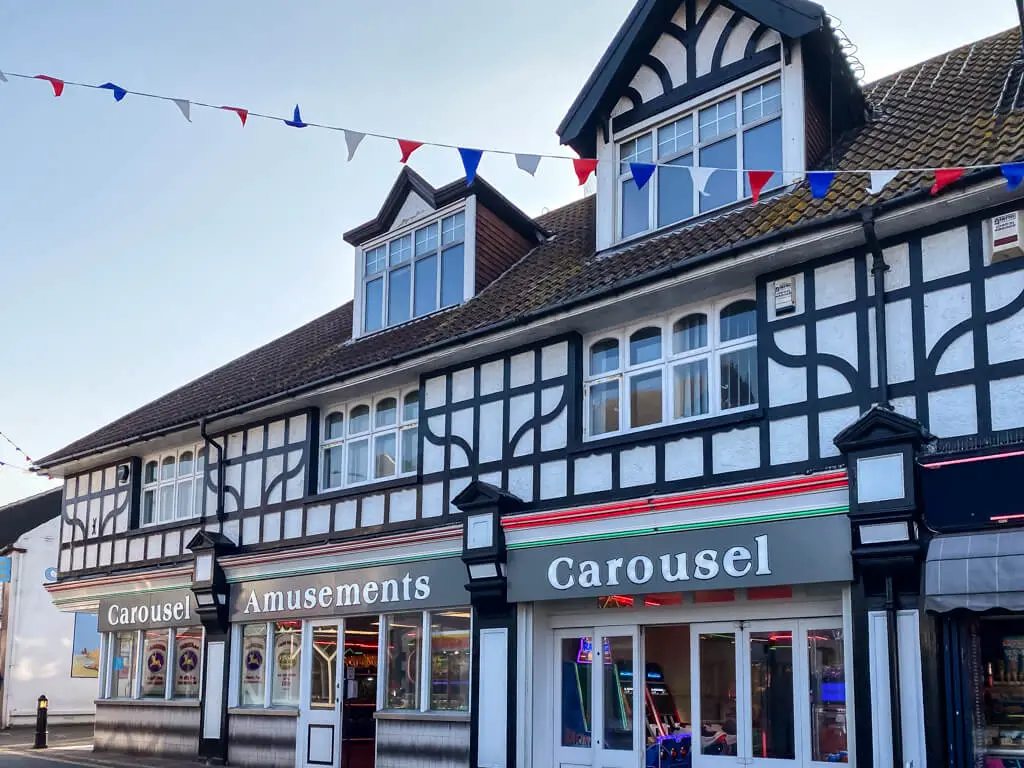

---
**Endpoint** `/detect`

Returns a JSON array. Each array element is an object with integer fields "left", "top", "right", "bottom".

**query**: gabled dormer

[
  {"left": 558, "top": 0, "right": 864, "bottom": 250},
  {"left": 343, "top": 167, "right": 547, "bottom": 338}
]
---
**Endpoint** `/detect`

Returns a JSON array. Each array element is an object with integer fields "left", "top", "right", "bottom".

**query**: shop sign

[
  {"left": 506, "top": 514, "right": 852, "bottom": 602},
  {"left": 98, "top": 588, "right": 197, "bottom": 632},
  {"left": 229, "top": 556, "right": 468, "bottom": 622}
]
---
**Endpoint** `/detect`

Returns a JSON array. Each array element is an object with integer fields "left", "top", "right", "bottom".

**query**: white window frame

[
  {"left": 141, "top": 444, "right": 206, "bottom": 527},
  {"left": 319, "top": 387, "right": 419, "bottom": 492},
  {"left": 617, "top": 73, "right": 784, "bottom": 241},
  {"left": 360, "top": 206, "right": 468, "bottom": 334},
  {"left": 583, "top": 294, "right": 758, "bottom": 440},
  {"left": 103, "top": 626, "right": 205, "bottom": 701}
]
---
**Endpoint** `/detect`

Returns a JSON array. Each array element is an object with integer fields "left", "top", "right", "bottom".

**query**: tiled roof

[{"left": 38, "top": 27, "right": 1024, "bottom": 468}]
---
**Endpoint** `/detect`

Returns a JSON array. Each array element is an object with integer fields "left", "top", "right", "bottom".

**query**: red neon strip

[
  {"left": 922, "top": 448, "right": 1024, "bottom": 468},
  {"left": 694, "top": 589, "right": 735, "bottom": 603},
  {"left": 747, "top": 585, "right": 793, "bottom": 600},
  {"left": 503, "top": 472, "right": 847, "bottom": 530},
  {"left": 991, "top": 513, "right": 1024, "bottom": 523}
]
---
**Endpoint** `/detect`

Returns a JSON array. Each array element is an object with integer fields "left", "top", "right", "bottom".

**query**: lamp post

[{"left": 32, "top": 695, "right": 47, "bottom": 749}]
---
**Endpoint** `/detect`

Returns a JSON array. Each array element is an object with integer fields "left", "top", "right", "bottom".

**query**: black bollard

[{"left": 33, "top": 695, "right": 47, "bottom": 749}]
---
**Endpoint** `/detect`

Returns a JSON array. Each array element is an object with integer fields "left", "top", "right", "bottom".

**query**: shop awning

[{"left": 925, "top": 530, "right": 1024, "bottom": 611}]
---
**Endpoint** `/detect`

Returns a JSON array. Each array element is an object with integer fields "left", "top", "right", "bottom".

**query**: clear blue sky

[{"left": 0, "top": 0, "right": 1017, "bottom": 505}]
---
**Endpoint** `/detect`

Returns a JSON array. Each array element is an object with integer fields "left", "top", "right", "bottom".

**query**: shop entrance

[
  {"left": 554, "top": 620, "right": 848, "bottom": 768},
  {"left": 298, "top": 616, "right": 379, "bottom": 768}
]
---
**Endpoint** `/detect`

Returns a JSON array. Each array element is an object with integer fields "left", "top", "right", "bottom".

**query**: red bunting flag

[
  {"left": 220, "top": 106, "right": 248, "bottom": 126},
  {"left": 748, "top": 170, "right": 775, "bottom": 204},
  {"left": 931, "top": 167, "right": 965, "bottom": 195},
  {"left": 398, "top": 140, "right": 423, "bottom": 164},
  {"left": 573, "top": 158, "right": 598, "bottom": 186},
  {"left": 34, "top": 75, "right": 64, "bottom": 97}
]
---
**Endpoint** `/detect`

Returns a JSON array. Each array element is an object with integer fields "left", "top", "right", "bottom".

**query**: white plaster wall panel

[
  {"left": 449, "top": 477, "right": 471, "bottom": 514},
  {"left": 306, "top": 505, "right": 331, "bottom": 536},
  {"left": 74, "top": 502, "right": 86, "bottom": 541},
  {"left": 936, "top": 334, "right": 975, "bottom": 376},
  {"left": 922, "top": 226, "right": 970, "bottom": 282},
  {"left": 991, "top": 375, "right": 1024, "bottom": 431},
  {"left": 267, "top": 420, "right": 286, "bottom": 449},
  {"left": 99, "top": 541, "right": 112, "bottom": 567},
  {"left": 768, "top": 359, "right": 807, "bottom": 407},
  {"left": 712, "top": 427, "right": 760, "bottom": 474},
  {"left": 928, "top": 385, "right": 978, "bottom": 437},
  {"left": 542, "top": 341, "right": 569, "bottom": 380},
  {"left": 242, "top": 516, "right": 260, "bottom": 546},
  {"left": 243, "top": 460, "right": 263, "bottom": 509},
  {"left": 817, "top": 314, "right": 858, "bottom": 369},
  {"left": 815, "top": 260, "right": 857, "bottom": 309},
  {"left": 103, "top": 466, "right": 116, "bottom": 489},
  {"left": 285, "top": 450, "right": 304, "bottom": 501},
  {"left": 510, "top": 352, "right": 535, "bottom": 388},
  {"left": 389, "top": 489, "right": 417, "bottom": 523},
  {"left": 891, "top": 396, "right": 917, "bottom": 420},
  {"left": 818, "top": 406, "right": 861, "bottom": 458},
  {"left": 478, "top": 471, "right": 501, "bottom": 488},
  {"left": 507, "top": 467, "right": 534, "bottom": 503},
  {"left": 86, "top": 498, "right": 100, "bottom": 538},
  {"left": 620, "top": 445, "right": 656, "bottom": 488},
  {"left": 721, "top": 15, "right": 759, "bottom": 67},
  {"left": 224, "top": 465, "right": 242, "bottom": 514},
  {"left": 264, "top": 454, "right": 284, "bottom": 504},
  {"left": 146, "top": 534, "right": 162, "bottom": 559},
  {"left": 421, "top": 483, "right": 444, "bottom": 518},
  {"left": 629, "top": 62, "right": 664, "bottom": 103},
  {"left": 986, "top": 269, "right": 1024, "bottom": 364},
  {"left": 334, "top": 501, "right": 357, "bottom": 530},
  {"left": 924, "top": 283, "right": 973, "bottom": 360},
  {"left": 513, "top": 428, "right": 534, "bottom": 459},
  {"left": 664, "top": 436, "right": 704, "bottom": 481},
  {"left": 509, "top": 394, "right": 533, "bottom": 454},
  {"left": 612, "top": 96, "right": 633, "bottom": 118},
  {"left": 203, "top": 520, "right": 220, "bottom": 534},
  {"left": 450, "top": 408, "right": 475, "bottom": 469},
  {"left": 424, "top": 376, "right": 447, "bottom": 409},
  {"left": 451, "top": 368, "right": 475, "bottom": 403},
  {"left": 540, "top": 387, "right": 567, "bottom": 452},
  {"left": 480, "top": 360, "right": 504, "bottom": 395},
  {"left": 183, "top": 527, "right": 200, "bottom": 550},
  {"left": 868, "top": 301, "right": 915, "bottom": 387},
  {"left": 283, "top": 508, "right": 304, "bottom": 539},
  {"left": 72, "top": 547, "right": 84, "bottom": 571},
  {"left": 288, "top": 413, "right": 307, "bottom": 443},
  {"left": 391, "top": 191, "right": 431, "bottom": 228},
  {"left": 222, "top": 519, "right": 240, "bottom": 546},
  {"left": 59, "top": 549, "right": 71, "bottom": 572},
  {"left": 768, "top": 273, "right": 804, "bottom": 321},
  {"left": 651, "top": 32, "right": 687, "bottom": 87},
  {"left": 90, "top": 470, "right": 102, "bottom": 493},
  {"left": 246, "top": 426, "right": 264, "bottom": 454},
  {"left": 673, "top": 2, "right": 689, "bottom": 26},
  {"left": 206, "top": 470, "right": 219, "bottom": 520},
  {"left": 128, "top": 538, "right": 144, "bottom": 563},
  {"left": 423, "top": 416, "right": 446, "bottom": 475},
  {"left": 165, "top": 530, "right": 181, "bottom": 558},
  {"left": 867, "top": 244, "right": 911, "bottom": 295},
  {"left": 775, "top": 325, "right": 806, "bottom": 356},
  {"left": 263, "top": 512, "right": 281, "bottom": 542},
  {"left": 696, "top": 5, "right": 734, "bottom": 77},
  {"left": 226, "top": 432, "right": 244, "bottom": 459},
  {"left": 361, "top": 496, "right": 385, "bottom": 527},
  {"left": 113, "top": 539, "right": 127, "bottom": 565},
  {"left": 115, "top": 493, "right": 129, "bottom": 533},
  {"left": 64, "top": 478, "right": 75, "bottom": 499},
  {"left": 818, "top": 366, "right": 851, "bottom": 398},
  {"left": 540, "top": 461, "right": 568, "bottom": 501},
  {"left": 478, "top": 402, "right": 504, "bottom": 464},
  {"left": 575, "top": 454, "right": 613, "bottom": 495},
  {"left": 86, "top": 543, "right": 98, "bottom": 569},
  {"left": 101, "top": 495, "right": 115, "bottom": 535},
  {"left": 770, "top": 416, "right": 809, "bottom": 465}
]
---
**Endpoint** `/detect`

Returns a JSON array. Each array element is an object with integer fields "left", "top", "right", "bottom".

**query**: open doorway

[{"left": 341, "top": 616, "right": 378, "bottom": 768}]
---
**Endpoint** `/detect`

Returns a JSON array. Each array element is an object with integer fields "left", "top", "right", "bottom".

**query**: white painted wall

[{"left": 3, "top": 516, "right": 97, "bottom": 725}]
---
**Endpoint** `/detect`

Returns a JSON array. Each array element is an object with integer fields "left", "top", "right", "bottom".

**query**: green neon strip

[
  {"left": 506, "top": 505, "right": 848, "bottom": 549},
  {"left": 224, "top": 548, "right": 461, "bottom": 583}
]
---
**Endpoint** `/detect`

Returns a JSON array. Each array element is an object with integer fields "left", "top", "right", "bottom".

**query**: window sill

[
  {"left": 97, "top": 698, "right": 200, "bottom": 708},
  {"left": 574, "top": 407, "right": 763, "bottom": 454},
  {"left": 228, "top": 707, "right": 300, "bottom": 717},
  {"left": 309, "top": 474, "right": 418, "bottom": 504},
  {"left": 374, "top": 710, "right": 470, "bottom": 723}
]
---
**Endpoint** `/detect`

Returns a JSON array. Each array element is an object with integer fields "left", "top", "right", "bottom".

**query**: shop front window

[
  {"left": 560, "top": 636, "right": 593, "bottom": 748},
  {"left": 240, "top": 623, "right": 268, "bottom": 706},
  {"left": 112, "top": 631, "right": 138, "bottom": 699},
  {"left": 974, "top": 617, "right": 1024, "bottom": 762},
  {"left": 430, "top": 611, "right": 471, "bottom": 711},
  {"left": 311, "top": 624, "right": 339, "bottom": 708},
  {"left": 173, "top": 627, "right": 204, "bottom": 699},
  {"left": 750, "top": 631, "right": 795, "bottom": 759},
  {"left": 141, "top": 629, "right": 169, "bottom": 698},
  {"left": 272, "top": 621, "right": 302, "bottom": 706},
  {"left": 808, "top": 628, "right": 848, "bottom": 762},
  {"left": 103, "top": 627, "right": 204, "bottom": 701},
  {"left": 699, "top": 632, "right": 738, "bottom": 756},
  {"left": 385, "top": 613, "right": 422, "bottom": 710}
]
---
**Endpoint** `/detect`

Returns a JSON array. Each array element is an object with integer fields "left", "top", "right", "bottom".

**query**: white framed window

[
  {"left": 141, "top": 445, "right": 206, "bottom": 526},
  {"left": 102, "top": 626, "right": 204, "bottom": 701},
  {"left": 618, "top": 76, "right": 783, "bottom": 240},
  {"left": 362, "top": 210, "right": 466, "bottom": 333},
  {"left": 583, "top": 297, "right": 758, "bottom": 439},
  {"left": 320, "top": 388, "right": 419, "bottom": 491}
]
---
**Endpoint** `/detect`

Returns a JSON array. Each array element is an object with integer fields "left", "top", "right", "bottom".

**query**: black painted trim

[
  {"left": 745, "top": 23, "right": 770, "bottom": 57},
  {"left": 711, "top": 9, "right": 744, "bottom": 72},
  {"left": 642, "top": 54, "right": 673, "bottom": 93}
]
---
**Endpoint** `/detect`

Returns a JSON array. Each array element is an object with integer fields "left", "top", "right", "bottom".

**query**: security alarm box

[
  {"left": 992, "top": 211, "right": 1024, "bottom": 263},
  {"left": 773, "top": 276, "right": 797, "bottom": 315}
]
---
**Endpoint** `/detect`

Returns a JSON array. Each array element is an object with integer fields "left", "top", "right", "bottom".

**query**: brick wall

[
  {"left": 376, "top": 717, "right": 470, "bottom": 768},
  {"left": 94, "top": 700, "right": 199, "bottom": 757},
  {"left": 475, "top": 204, "right": 535, "bottom": 294}
]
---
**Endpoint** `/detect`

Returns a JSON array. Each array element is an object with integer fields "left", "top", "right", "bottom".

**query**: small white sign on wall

[{"left": 773, "top": 276, "right": 797, "bottom": 315}]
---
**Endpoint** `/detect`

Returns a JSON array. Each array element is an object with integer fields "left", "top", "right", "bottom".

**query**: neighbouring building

[
  {"left": 0, "top": 488, "right": 98, "bottom": 727},
  {"left": 36, "top": 1, "right": 1024, "bottom": 767}
]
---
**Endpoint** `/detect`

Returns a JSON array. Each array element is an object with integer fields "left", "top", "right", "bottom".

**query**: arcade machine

[
  {"left": 561, "top": 637, "right": 634, "bottom": 749},
  {"left": 617, "top": 662, "right": 692, "bottom": 768}
]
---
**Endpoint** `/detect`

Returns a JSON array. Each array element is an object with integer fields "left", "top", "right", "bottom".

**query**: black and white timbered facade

[{"left": 39, "top": 2, "right": 1024, "bottom": 768}]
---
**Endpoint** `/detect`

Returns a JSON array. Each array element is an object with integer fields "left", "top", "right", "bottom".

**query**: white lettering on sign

[
  {"left": 544, "top": 535, "right": 774, "bottom": 591},
  {"left": 106, "top": 597, "right": 192, "bottom": 628},
  {"left": 241, "top": 573, "right": 434, "bottom": 616}
]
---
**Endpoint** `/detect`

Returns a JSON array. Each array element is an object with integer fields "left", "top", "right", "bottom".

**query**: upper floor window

[
  {"left": 619, "top": 77, "right": 782, "bottom": 239},
  {"left": 584, "top": 298, "right": 758, "bottom": 438},
  {"left": 321, "top": 389, "right": 419, "bottom": 491},
  {"left": 363, "top": 211, "right": 466, "bottom": 333},
  {"left": 142, "top": 446, "right": 206, "bottom": 526}
]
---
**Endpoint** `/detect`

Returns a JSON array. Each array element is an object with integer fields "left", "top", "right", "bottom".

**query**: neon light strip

[
  {"left": 922, "top": 448, "right": 1024, "bottom": 468},
  {"left": 506, "top": 505, "right": 848, "bottom": 549},
  {"left": 502, "top": 472, "right": 847, "bottom": 531}
]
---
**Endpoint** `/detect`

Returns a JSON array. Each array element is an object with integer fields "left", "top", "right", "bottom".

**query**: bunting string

[
  {"left": 2, "top": 67, "right": 1024, "bottom": 196},
  {"left": 0, "top": 429, "right": 34, "bottom": 466}
]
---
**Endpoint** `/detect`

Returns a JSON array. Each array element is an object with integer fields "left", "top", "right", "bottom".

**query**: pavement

[{"left": 0, "top": 725, "right": 210, "bottom": 768}]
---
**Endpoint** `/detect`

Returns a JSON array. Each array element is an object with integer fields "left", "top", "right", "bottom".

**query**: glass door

[
  {"left": 691, "top": 623, "right": 740, "bottom": 766},
  {"left": 300, "top": 619, "right": 344, "bottom": 768},
  {"left": 744, "top": 621, "right": 798, "bottom": 767}
]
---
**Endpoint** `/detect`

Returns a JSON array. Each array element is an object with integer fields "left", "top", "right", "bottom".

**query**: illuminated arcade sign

[{"left": 576, "top": 637, "right": 611, "bottom": 664}]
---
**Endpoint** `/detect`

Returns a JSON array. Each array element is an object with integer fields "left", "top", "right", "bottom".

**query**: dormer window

[
  {"left": 362, "top": 210, "right": 466, "bottom": 333},
  {"left": 619, "top": 77, "right": 783, "bottom": 240}
]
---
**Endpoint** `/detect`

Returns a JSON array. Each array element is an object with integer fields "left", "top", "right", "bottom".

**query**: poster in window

[
  {"left": 174, "top": 629, "right": 203, "bottom": 698},
  {"left": 70, "top": 613, "right": 101, "bottom": 679},
  {"left": 142, "top": 631, "right": 169, "bottom": 697},
  {"left": 241, "top": 629, "right": 266, "bottom": 704},
  {"left": 273, "top": 628, "right": 301, "bottom": 704}
]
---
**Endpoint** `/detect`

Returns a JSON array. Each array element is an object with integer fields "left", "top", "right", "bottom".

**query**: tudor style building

[{"left": 38, "top": 2, "right": 1024, "bottom": 768}]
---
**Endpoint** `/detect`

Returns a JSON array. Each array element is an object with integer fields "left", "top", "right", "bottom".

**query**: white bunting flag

[
  {"left": 868, "top": 170, "right": 899, "bottom": 195},
  {"left": 689, "top": 166, "right": 716, "bottom": 196},
  {"left": 344, "top": 130, "right": 366, "bottom": 161},
  {"left": 515, "top": 153, "right": 542, "bottom": 176},
  {"left": 0, "top": 69, "right": 7, "bottom": 83},
  {"left": 172, "top": 99, "right": 191, "bottom": 122}
]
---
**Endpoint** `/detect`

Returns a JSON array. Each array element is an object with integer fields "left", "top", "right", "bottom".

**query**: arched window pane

[
  {"left": 376, "top": 398, "right": 398, "bottom": 428},
  {"left": 673, "top": 314, "right": 708, "bottom": 354},
  {"left": 720, "top": 300, "right": 756, "bottom": 342},
  {"left": 179, "top": 451, "right": 194, "bottom": 476},
  {"left": 325, "top": 412, "right": 345, "bottom": 441},
  {"left": 144, "top": 461, "right": 158, "bottom": 484},
  {"left": 161, "top": 456, "right": 175, "bottom": 481},
  {"left": 629, "top": 327, "right": 662, "bottom": 366},
  {"left": 590, "top": 339, "right": 619, "bottom": 376},
  {"left": 349, "top": 405, "right": 370, "bottom": 435},
  {"left": 197, "top": 448, "right": 206, "bottom": 470},
  {"left": 403, "top": 392, "right": 419, "bottom": 423}
]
